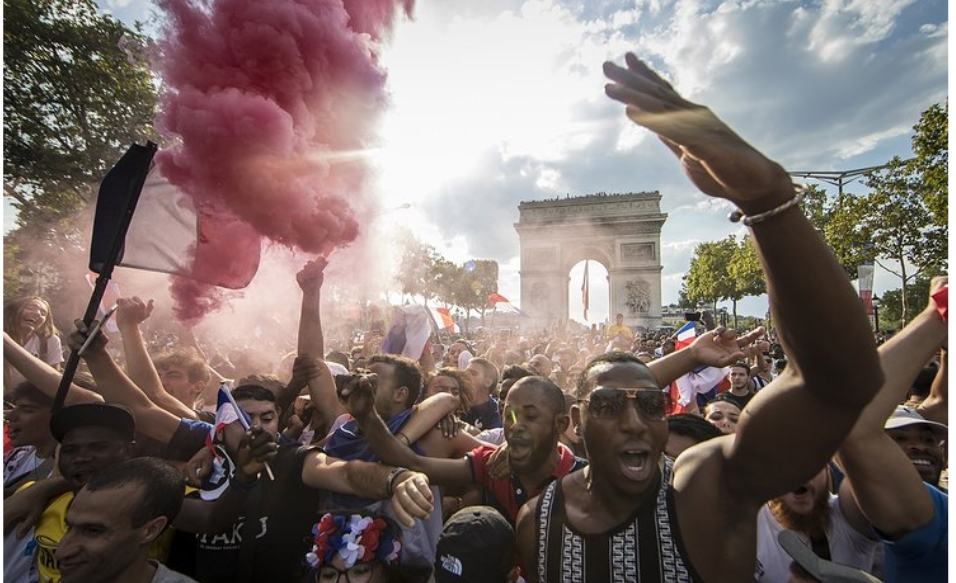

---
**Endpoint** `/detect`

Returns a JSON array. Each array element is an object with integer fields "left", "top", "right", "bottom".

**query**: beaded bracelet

[{"left": 729, "top": 185, "right": 806, "bottom": 226}]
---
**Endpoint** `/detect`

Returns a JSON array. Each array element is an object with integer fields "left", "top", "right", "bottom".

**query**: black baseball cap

[
  {"left": 435, "top": 506, "right": 515, "bottom": 583},
  {"left": 50, "top": 403, "right": 136, "bottom": 443}
]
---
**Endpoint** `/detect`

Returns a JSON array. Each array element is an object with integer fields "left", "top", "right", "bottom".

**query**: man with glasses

[{"left": 514, "top": 53, "right": 882, "bottom": 582}]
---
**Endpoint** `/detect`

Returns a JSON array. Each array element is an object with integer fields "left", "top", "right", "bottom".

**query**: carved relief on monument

[
  {"left": 620, "top": 242, "right": 655, "bottom": 261},
  {"left": 524, "top": 247, "right": 557, "bottom": 267},
  {"left": 530, "top": 281, "right": 552, "bottom": 309},
  {"left": 624, "top": 278, "right": 652, "bottom": 315}
]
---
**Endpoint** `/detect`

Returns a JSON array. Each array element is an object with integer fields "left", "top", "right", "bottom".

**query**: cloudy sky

[{"left": 77, "top": 0, "right": 950, "bottom": 323}]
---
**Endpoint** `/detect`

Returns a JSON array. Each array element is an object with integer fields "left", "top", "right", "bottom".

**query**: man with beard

[
  {"left": 338, "top": 374, "right": 586, "bottom": 525},
  {"left": 513, "top": 53, "right": 883, "bottom": 583},
  {"left": 755, "top": 467, "right": 877, "bottom": 582}
]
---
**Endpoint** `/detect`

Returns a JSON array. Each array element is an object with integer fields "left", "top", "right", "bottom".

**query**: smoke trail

[{"left": 153, "top": 0, "right": 413, "bottom": 323}]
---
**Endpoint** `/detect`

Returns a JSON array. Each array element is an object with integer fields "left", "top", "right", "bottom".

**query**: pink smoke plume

[{"left": 153, "top": 0, "right": 413, "bottom": 323}]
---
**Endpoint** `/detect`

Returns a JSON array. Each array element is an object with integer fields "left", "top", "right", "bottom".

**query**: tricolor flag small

[
  {"left": 206, "top": 385, "right": 251, "bottom": 454},
  {"left": 674, "top": 321, "right": 697, "bottom": 350}
]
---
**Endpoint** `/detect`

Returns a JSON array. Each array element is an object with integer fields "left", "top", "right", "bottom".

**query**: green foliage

[
  {"left": 4, "top": 0, "right": 157, "bottom": 304},
  {"left": 682, "top": 235, "right": 765, "bottom": 325},
  {"left": 801, "top": 184, "right": 876, "bottom": 279},
  {"left": 876, "top": 276, "right": 931, "bottom": 332},
  {"left": 910, "top": 101, "right": 948, "bottom": 226}
]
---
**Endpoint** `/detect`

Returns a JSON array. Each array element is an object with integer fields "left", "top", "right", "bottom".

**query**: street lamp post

[{"left": 872, "top": 295, "right": 881, "bottom": 335}]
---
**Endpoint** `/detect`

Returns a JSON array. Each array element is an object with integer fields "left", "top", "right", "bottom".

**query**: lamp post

[{"left": 872, "top": 295, "right": 881, "bottom": 336}]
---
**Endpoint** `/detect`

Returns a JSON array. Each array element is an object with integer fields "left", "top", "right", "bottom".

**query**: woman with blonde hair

[{"left": 4, "top": 296, "right": 62, "bottom": 390}]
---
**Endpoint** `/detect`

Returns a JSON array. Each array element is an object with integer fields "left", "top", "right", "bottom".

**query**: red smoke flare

[{"left": 153, "top": 0, "right": 412, "bottom": 323}]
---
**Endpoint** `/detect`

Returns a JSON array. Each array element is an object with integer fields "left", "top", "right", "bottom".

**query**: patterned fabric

[{"left": 536, "top": 456, "right": 699, "bottom": 583}]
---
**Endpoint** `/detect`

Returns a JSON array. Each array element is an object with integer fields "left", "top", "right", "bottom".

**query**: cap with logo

[
  {"left": 884, "top": 406, "right": 947, "bottom": 437},
  {"left": 434, "top": 506, "right": 514, "bottom": 583}
]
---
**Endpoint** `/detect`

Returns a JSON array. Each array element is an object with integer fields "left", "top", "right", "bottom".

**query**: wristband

[{"left": 385, "top": 467, "right": 410, "bottom": 497}]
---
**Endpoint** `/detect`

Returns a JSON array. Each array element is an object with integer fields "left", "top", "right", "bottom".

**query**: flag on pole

[
  {"left": 487, "top": 293, "right": 530, "bottom": 317},
  {"left": 206, "top": 386, "right": 251, "bottom": 453},
  {"left": 582, "top": 260, "right": 590, "bottom": 320},
  {"left": 110, "top": 172, "right": 261, "bottom": 289}
]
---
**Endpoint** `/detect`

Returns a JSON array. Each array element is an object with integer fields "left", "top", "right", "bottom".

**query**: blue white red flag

[
  {"left": 206, "top": 386, "right": 251, "bottom": 453},
  {"left": 675, "top": 322, "right": 696, "bottom": 350}
]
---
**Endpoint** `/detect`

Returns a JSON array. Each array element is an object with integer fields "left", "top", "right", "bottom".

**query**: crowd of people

[{"left": 2, "top": 54, "right": 947, "bottom": 583}]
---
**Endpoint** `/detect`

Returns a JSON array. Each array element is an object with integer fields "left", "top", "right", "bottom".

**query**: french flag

[
  {"left": 674, "top": 322, "right": 697, "bottom": 350},
  {"left": 206, "top": 386, "right": 251, "bottom": 453}
]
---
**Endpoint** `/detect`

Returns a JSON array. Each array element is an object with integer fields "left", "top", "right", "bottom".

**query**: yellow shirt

[
  {"left": 21, "top": 483, "right": 175, "bottom": 583},
  {"left": 606, "top": 323, "right": 633, "bottom": 340}
]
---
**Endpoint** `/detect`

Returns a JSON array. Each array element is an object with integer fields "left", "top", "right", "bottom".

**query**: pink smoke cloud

[{"left": 153, "top": 0, "right": 412, "bottom": 322}]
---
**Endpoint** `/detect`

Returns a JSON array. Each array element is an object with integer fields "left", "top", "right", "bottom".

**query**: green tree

[
  {"left": 910, "top": 102, "right": 947, "bottom": 228},
  {"left": 681, "top": 238, "right": 736, "bottom": 313},
  {"left": 4, "top": 0, "right": 156, "bottom": 309},
  {"left": 862, "top": 156, "right": 940, "bottom": 324},
  {"left": 801, "top": 184, "right": 876, "bottom": 279},
  {"left": 726, "top": 235, "right": 765, "bottom": 327},
  {"left": 451, "top": 260, "right": 499, "bottom": 332},
  {"left": 876, "top": 276, "right": 931, "bottom": 332}
]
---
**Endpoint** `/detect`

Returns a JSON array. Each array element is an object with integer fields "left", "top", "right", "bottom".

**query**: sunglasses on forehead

[{"left": 579, "top": 386, "right": 670, "bottom": 421}]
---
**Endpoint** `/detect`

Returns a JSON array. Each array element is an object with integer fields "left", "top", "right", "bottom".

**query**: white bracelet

[{"left": 729, "top": 185, "right": 806, "bottom": 226}]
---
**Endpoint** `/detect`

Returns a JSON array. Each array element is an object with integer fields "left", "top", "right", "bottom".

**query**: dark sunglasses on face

[{"left": 579, "top": 386, "right": 670, "bottom": 421}]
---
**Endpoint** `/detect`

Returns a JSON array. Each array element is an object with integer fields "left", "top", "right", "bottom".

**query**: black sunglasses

[{"left": 579, "top": 386, "right": 670, "bottom": 421}]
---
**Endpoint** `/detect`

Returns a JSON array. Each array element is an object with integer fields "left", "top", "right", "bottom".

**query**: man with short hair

[
  {"left": 56, "top": 457, "right": 196, "bottom": 583},
  {"left": 4, "top": 383, "right": 57, "bottom": 498},
  {"left": 606, "top": 313, "right": 633, "bottom": 341},
  {"left": 514, "top": 53, "right": 883, "bottom": 582},
  {"left": 721, "top": 360, "right": 755, "bottom": 410},
  {"left": 527, "top": 354, "right": 552, "bottom": 378},
  {"left": 462, "top": 358, "right": 502, "bottom": 430},
  {"left": 340, "top": 374, "right": 588, "bottom": 525}
]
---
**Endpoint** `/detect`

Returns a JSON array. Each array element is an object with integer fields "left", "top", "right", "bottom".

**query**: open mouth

[
  {"left": 792, "top": 486, "right": 809, "bottom": 495},
  {"left": 619, "top": 450, "right": 650, "bottom": 480}
]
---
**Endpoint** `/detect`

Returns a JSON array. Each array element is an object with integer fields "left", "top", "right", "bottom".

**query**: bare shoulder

[{"left": 672, "top": 436, "right": 763, "bottom": 582}]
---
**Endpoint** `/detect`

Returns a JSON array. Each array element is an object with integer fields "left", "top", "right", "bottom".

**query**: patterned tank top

[{"left": 535, "top": 456, "right": 701, "bottom": 582}]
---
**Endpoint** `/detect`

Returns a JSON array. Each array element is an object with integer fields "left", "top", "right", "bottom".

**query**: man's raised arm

[
  {"left": 604, "top": 53, "right": 883, "bottom": 503},
  {"left": 114, "top": 297, "right": 200, "bottom": 420},
  {"left": 288, "top": 258, "right": 344, "bottom": 435},
  {"left": 68, "top": 320, "right": 184, "bottom": 444},
  {"left": 836, "top": 278, "right": 947, "bottom": 538}
]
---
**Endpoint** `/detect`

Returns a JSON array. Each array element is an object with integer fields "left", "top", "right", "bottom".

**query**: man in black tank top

[{"left": 515, "top": 54, "right": 883, "bottom": 583}]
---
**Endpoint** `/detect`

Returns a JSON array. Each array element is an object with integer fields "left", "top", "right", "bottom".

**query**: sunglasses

[{"left": 579, "top": 386, "right": 670, "bottom": 421}]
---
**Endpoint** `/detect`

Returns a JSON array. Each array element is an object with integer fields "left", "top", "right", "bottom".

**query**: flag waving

[
  {"left": 487, "top": 293, "right": 530, "bottom": 317},
  {"left": 206, "top": 386, "right": 251, "bottom": 453},
  {"left": 674, "top": 321, "right": 696, "bottom": 350}
]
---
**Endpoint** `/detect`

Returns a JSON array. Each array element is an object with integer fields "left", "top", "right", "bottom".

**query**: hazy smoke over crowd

[{"left": 153, "top": 0, "right": 413, "bottom": 322}]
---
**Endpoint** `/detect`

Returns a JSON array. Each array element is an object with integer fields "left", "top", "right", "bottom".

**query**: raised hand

[
  {"left": 115, "top": 296, "right": 153, "bottom": 329},
  {"left": 296, "top": 257, "right": 328, "bottom": 294},
  {"left": 336, "top": 373, "right": 378, "bottom": 421},
  {"left": 688, "top": 326, "right": 766, "bottom": 368},
  {"left": 68, "top": 319, "right": 109, "bottom": 356},
  {"left": 604, "top": 53, "right": 793, "bottom": 211}
]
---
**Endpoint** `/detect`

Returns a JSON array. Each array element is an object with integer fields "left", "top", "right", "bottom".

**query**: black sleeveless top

[{"left": 535, "top": 456, "right": 702, "bottom": 582}]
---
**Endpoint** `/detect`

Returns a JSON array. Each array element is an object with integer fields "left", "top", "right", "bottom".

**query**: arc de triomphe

[{"left": 514, "top": 192, "right": 667, "bottom": 329}]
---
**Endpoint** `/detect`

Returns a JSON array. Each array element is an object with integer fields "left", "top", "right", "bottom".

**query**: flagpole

[{"left": 52, "top": 142, "right": 157, "bottom": 411}]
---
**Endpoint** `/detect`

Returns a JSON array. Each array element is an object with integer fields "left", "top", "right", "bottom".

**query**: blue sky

[{"left": 13, "top": 0, "right": 948, "bottom": 325}]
